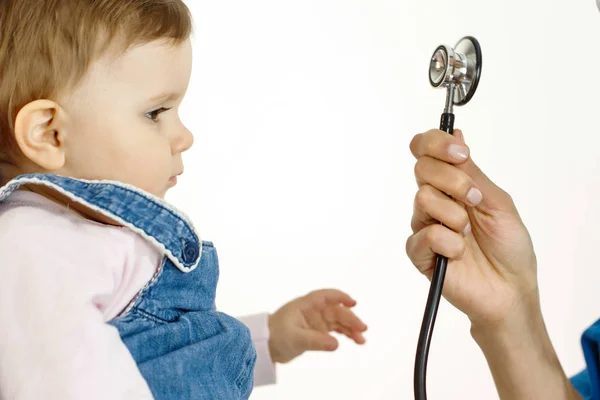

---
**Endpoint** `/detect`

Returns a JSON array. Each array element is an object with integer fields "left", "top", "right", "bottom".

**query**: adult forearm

[{"left": 471, "top": 297, "right": 581, "bottom": 400}]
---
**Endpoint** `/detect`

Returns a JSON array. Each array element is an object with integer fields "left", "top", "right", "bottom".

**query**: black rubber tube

[{"left": 414, "top": 112, "right": 454, "bottom": 400}]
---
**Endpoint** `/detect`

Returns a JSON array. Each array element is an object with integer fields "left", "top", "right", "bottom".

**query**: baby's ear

[{"left": 14, "top": 100, "right": 66, "bottom": 171}]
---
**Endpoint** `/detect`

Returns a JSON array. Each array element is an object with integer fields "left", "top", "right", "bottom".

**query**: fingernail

[
  {"left": 462, "top": 223, "right": 471, "bottom": 235},
  {"left": 467, "top": 188, "right": 483, "bottom": 206},
  {"left": 448, "top": 144, "right": 469, "bottom": 160}
]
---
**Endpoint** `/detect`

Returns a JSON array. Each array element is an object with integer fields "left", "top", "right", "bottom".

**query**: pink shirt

[{"left": 0, "top": 190, "right": 275, "bottom": 399}]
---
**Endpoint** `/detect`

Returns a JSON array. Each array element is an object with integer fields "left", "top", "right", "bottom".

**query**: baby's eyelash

[{"left": 145, "top": 107, "right": 172, "bottom": 123}]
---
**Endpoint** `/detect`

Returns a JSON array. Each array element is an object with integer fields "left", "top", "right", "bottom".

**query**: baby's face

[{"left": 57, "top": 39, "right": 194, "bottom": 198}]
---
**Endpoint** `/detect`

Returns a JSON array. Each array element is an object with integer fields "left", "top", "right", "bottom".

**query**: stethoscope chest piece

[{"left": 428, "top": 36, "right": 482, "bottom": 107}]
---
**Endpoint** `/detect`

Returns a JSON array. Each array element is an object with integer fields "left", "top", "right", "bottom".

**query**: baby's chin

[
  {"left": 138, "top": 183, "right": 170, "bottom": 200},
  {"left": 126, "top": 184, "right": 169, "bottom": 200}
]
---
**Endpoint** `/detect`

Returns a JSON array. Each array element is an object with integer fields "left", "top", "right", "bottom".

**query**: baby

[{"left": 0, "top": 1, "right": 367, "bottom": 399}]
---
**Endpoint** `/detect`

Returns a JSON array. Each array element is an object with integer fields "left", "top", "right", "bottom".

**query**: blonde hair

[{"left": 0, "top": 0, "right": 193, "bottom": 182}]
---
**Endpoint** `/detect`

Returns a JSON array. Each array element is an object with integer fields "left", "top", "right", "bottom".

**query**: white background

[{"left": 169, "top": 1, "right": 600, "bottom": 398}]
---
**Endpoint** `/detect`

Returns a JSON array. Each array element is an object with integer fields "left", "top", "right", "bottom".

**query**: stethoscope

[{"left": 414, "top": 36, "right": 483, "bottom": 400}]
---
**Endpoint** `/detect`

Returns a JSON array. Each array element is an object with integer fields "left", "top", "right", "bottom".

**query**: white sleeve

[
  {"left": 0, "top": 225, "right": 154, "bottom": 399},
  {"left": 237, "top": 313, "right": 277, "bottom": 387}
]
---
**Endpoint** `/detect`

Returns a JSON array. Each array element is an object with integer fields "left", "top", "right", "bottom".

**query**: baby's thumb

[
  {"left": 454, "top": 129, "right": 515, "bottom": 212},
  {"left": 298, "top": 330, "right": 339, "bottom": 352}
]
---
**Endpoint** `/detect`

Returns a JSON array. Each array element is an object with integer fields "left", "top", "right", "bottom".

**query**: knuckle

[
  {"left": 413, "top": 157, "right": 430, "bottom": 180},
  {"left": 302, "top": 291, "right": 317, "bottom": 301},
  {"left": 423, "top": 135, "right": 438, "bottom": 156},
  {"left": 405, "top": 234, "right": 421, "bottom": 260},
  {"left": 405, "top": 235, "right": 415, "bottom": 256},
  {"left": 425, "top": 224, "right": 443, "bottom": 245},
  {"left": 409, "top": 133, "right": 422, "bottom": 154},
  {"left": 425, "top": 128, "right": 441, "bottom": 138},
  {"left": 454, "top": 237, "right": 467, "bottom": 259},
  {"left": 413, "top": 160, "right": 423, "bottom": 179},
  {"left": 414, "top": 185, "right": 434, "bottom": 211},
  {"left": 451, "top": 209, "right": 470, "bottom": 232}
]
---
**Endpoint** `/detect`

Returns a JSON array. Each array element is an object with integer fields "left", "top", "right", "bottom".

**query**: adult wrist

[{"left": 470, "top": 288, "right": 544, "bottom": 349}]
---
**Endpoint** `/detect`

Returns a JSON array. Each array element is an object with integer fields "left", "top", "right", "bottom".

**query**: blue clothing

[
  {"left": 0, "top": 173, "right": 256, "bottom": 399},
  {"left": 572, "top": 319, "right": 600, "bottom": 399}
]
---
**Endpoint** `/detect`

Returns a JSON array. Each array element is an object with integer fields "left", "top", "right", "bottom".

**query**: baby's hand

[{"left": 268, "top": 289, "right": 367, "bottom": 364}]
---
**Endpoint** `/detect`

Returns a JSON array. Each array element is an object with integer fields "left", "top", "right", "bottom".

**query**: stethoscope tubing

[{"left": 413, "top": 112, "right": 455, "bottom": 400}]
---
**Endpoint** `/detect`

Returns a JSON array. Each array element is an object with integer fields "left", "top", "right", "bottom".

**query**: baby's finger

[
  {"left": 327, "top": 305, "right": 367, "bottom": 332},
  {"left": 297, "top": 330, "right": 339, "bottom": 352},
  {"left": 303, "top": 289, "right": 357, "bottom": 310},
  {"left": 332, "top": 323, "right": 367, "bottom": 345},
  {"left": 350, "top": 330, "right": 367, "bottom": 345},
  {"left": 334, "top": 325, "right": 367, "bottom": 344},
  {"left": 412, "top": 184, "right": 470, "bottom": 234},
  {"left": 410, "top": 129, "right": 470, "bottom": 164}
]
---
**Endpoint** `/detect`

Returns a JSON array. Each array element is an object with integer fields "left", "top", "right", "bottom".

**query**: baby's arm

[
  {"left": 0, "top": 215, "right": 153, "bottom": 399},
  {"left": 238, "top": 289, "right": 367, "bottom": 388},
  {"left": 237, "top": 313, "right": 277, "bottom": 387}
]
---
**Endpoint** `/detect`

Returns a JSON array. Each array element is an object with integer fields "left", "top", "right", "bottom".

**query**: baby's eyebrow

[{"left": 148, "top": 91, "right": 181, "bottom": 102}]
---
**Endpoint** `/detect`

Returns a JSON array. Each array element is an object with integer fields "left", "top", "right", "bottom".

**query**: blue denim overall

[{"left": 0, "top": 173, "right": 256, "bottom": 399}]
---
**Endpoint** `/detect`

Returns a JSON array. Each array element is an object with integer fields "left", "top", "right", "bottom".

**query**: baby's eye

[{"left": 145, "top": 107, "right": 172, "bottom": 123}]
